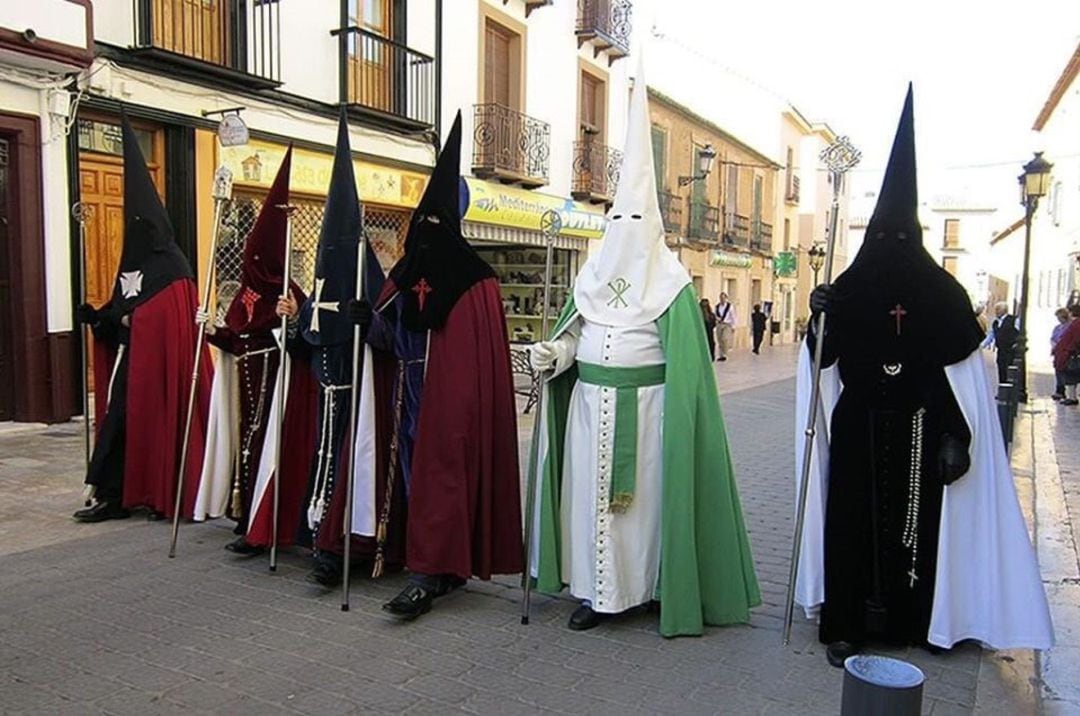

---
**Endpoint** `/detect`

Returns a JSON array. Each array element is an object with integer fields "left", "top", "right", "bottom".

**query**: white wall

[{"left": 0, "top": 1, "right": 89, "bottom": 49}]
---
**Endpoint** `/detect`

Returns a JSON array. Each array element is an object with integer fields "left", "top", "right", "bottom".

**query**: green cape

[{"left": 530, "top": 285, "right": 761, "bottom": 637}]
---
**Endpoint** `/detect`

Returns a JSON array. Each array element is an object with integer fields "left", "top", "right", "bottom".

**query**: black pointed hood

[
  {"left": 300, "top": 109, "right": 384, "bottom": 346},
  {"left": 109, "top": 112, "right": 193, "bottom": 313},
  {"left": 829, "top": 86, "right": 983, "bottom": 366},
  {"left": 387, "top": 111, "right": 494, "bottom": 331}
]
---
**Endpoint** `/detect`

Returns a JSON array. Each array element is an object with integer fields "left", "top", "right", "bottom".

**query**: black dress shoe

[
  {"left": 73, "top": 501, "right": 130, "bottom": 523},
  {"left": 826, "top": 641, "right": 861, "bottom": 668},
  {"left": 383, "top": 584, "right": 434, "bottom": 620},
  {"left": 224, "top": 537, "right": 265, "bottom": 557},
  {"left": 307, "top": 557, "right": 343, "bottom": 587},
  {"left": 568, "top": 604, "right": 607, "bottom": 631}
]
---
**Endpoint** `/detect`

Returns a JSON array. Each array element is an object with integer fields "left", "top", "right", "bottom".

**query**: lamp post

[
  {"left": 807, "top": 243, "right": 826, "bottom": 286},
  {"left": 1016, "top": 151, "right": 1053, "bottom": 403},
  {"left": 678, "top": 143, "right": 717, "bottom": 187}
]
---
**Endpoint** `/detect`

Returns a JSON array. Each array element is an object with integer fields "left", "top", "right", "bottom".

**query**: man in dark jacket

[
  {"left": 983, "top": 301, "right": 1019, "bottom": 383},
  {"left": 751, "top": 304, "right": 767, "bottom": 355}
]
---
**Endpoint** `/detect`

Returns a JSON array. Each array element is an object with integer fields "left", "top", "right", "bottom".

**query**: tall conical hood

[
  {"left": 387, "top": 111, "right": 495, "bottom": 331},
  {"left": 224, "top": 146, "right": 297, "bottom": 333},
  {"left": 109, "top": 111, "right": 192, "bottom": 312},
  {"left": 300, "top": 110, "right": 363, "bottom": 346},
  {"left": 573, "top": 53, "right": 689, "bottom": 327},
  {"left": 864, "top": 84, "right": 920, "bottom": 245},
  {"left": 830, "top": 85, "right": 984, "bottom": 366}
]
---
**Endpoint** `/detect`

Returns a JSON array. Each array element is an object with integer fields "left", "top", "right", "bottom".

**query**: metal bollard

[
  {"left": 997, "top": 380, "right": 1015, "bottom": 447},
  {"left": 840, "top": 655, "right": 924, "bottom": 716}
]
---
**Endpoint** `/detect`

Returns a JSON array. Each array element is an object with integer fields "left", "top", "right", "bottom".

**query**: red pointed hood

[{"left": 225, "top": 147, "right": 298, "bottom": 333}]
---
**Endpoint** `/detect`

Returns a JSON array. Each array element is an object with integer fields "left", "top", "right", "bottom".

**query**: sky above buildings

[{"left": 637, "top": 0, "right": 1080, "bottom": 223}]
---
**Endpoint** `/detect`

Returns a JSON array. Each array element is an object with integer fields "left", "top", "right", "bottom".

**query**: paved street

[{"left": 0, "top": 345, "right": 1072, "bottom": 715}]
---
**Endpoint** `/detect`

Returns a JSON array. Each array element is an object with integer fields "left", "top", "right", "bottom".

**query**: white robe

[
  {"left": 794, "top": 344, "right": 1054, "bottom": 650},
  {"left": 543, "top": 316, "right": 666, "bottom": 614},
  {"left": 193, "top": 351, "right": 237, "bottom": 521}
]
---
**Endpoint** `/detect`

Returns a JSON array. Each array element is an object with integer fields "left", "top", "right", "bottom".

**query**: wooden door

[
  {"left": 0, "top": 137, "right": 13, "bottom": 419},
  {"left": 348, "top": 0, "right": 394, "bottom": 112}
]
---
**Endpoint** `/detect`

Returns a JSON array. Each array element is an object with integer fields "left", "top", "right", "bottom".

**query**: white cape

[
  {"left": 193, "top": 351, "right": 237, "bottom": 521},
  {"left": 246, "top": 353, "right": 289, "bottom": 537},
  {"left": 794, "top": 343, "right": 1053, "bottom": 650},
  {"left": 348, "top": 345, "right": 378, "bottom": 537}
]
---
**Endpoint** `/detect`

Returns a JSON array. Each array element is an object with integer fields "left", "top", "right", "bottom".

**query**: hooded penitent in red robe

[{"left": 85, "top": 114, "right": 212, "bottom": 519}]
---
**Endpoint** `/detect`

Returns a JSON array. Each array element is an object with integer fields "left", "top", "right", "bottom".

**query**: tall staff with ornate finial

[
  {"left": 520, "top": 208, "right": 563, "bottom": 626},
  {"left": 169, "top": 166, "right": 234, "bottom": 558},
  {"left": 340, "top": 207, "right": 368, "bottom": 612},
  {"left": 72, "top": 202, "right": 94, "bottom": 504},
  {"left": 269, "top": 203, "right": 296, "bottom": 572},
  {"left": 782, "top": 136, "right": 861, "bottom": 645}
]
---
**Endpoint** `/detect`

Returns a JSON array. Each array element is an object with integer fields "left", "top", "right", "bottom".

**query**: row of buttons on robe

[{"left": 595, "top": 372, "right": 615, "bottom": 608}]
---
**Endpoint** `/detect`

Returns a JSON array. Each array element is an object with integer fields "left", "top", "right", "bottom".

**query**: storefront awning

[{"left": 462, "top": 220, "right": 589, "bottom": 252}]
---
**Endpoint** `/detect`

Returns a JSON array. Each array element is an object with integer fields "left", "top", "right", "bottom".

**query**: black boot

[
  {"left": 306, "top": 554, "right": 343, "bottom": 587},
  {"left": 224, "top": 536, "right": 265, "bottom": 557},
  {"left": 826, "top": 641, "right": 861, "bottom": 668},
  {"left": 73, "top": 500, "right": 130, "bottom": 523},
  {"left": 568, "top": 604, "right": 607, "bottom": 631}
]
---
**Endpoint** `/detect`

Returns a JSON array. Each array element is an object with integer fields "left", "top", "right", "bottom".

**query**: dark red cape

[
  {"left": 403, "top": 276, "right": 522, "bottom": 579},
  {"left": 245, "top": 351, "right": 319, "bottom": 547},
  {"left": 314, "top": 345, "right": 406, "bottom": 566},
  {"left": 92, "top": 279, "right": 213, "bottom": 518}
]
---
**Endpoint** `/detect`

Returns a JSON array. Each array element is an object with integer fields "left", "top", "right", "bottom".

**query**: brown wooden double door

[{"left": 0, "top": 137, "right": 14, "bottom": 420}]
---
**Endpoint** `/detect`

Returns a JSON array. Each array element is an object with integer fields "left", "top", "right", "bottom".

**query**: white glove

[
  {"left": 195, "top": 308, "right": 211, "bottom": 325},
  {"left": 529, "top": 341, "right": 558, "bottom": 372}
]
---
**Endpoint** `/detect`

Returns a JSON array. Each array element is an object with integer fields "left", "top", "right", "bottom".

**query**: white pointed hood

[{"left": 573, "top": 55, "right": 690, "bottom": 327}]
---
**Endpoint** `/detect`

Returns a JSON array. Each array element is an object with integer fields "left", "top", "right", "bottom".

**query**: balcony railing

[
  {"left": 576, "top": 0, "right": 632, "bottom": 62},
  {"left": 658, "top": 190, "right": 681, "bottom": 234},
  {"left": 687, "top": 199, "right": 720, "bottom": 243},
  {"left": 785, "top": 172, "right": 800, "bottom": 203},
  {"left": 723, "top": 212, "right": 750, "bottom": 248},
  {"left": 338, "top": 27, "right": 435, "bottom": 130},
  {"left": 472, "top": 104, "right": 551, "bottom": 188},
  {"left": 132, "top": 0, "right": 281, "bottom": 86},
  {"left": 571, "top": 141, "right": 622, "bottom": 203},
  {"left": 751, "top": 221, "right": 773, "bottom": 253}
]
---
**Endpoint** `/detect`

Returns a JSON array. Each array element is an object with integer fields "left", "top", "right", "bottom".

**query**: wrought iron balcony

[
  {"left": 657, "top": 190, "right": 681, "bottom": 234},
  {"left": 571, "top": 141, "right": 623, "bottom": 203},
  {"left": 338, "top": 27, "right": 436, "bottom": 130},
  {"left": 785, "top": 172, "right": 800, "bottom": 203},
  {"left": 723, "top": 212, "right": 751, "bottom": 248},
  {"left": 131, "top": 0, "right": 281, "bottom": 87},
  {"left": 576, "top": 0, "right": 632, "bottom": 63},
  {"left": 687, "top": 199, "right": 720, "bottom": 243},
  {"left": 751, "top": 221, "right": 773, "bottom": 253},
  {"left": 472, "top": 104, "right": 551, "bottom": 188}
]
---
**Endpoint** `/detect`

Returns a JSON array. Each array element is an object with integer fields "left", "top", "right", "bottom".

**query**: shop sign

[
  {"left": 710, "top": 250, "right": 753, "bottom": 269},
  {"left": 461, "top": 177, "right": 606, "bottom": 239},
  {"left": 219, "top": 139, "right": 428, "bottom": 208},
  {"left": 217, "top": 114, "right": 249, "bottom": 147},
  {"left": 774, "top": 251, "right": 797, "bottom": 277}
]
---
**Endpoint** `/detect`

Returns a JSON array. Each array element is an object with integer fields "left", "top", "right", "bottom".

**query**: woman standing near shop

[{"left": 700, "top": 297, "right": 717, "bottom": 361}]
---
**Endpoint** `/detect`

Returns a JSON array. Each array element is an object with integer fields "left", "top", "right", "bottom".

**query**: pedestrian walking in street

[
  {"left": 751, "top": 303, "right": 767, "bottom": 354},
  {"left": 795, "top": 87, "right": 1052, "bottom": 668},
  {"left": 715, "top": 292, "right": 736, "bottom": 361},
  {"left": 700, "top": 298, "right": 717, "bottom": 360},
  {"left": 1052, "top": 304, "right": 1080, "bottom": 406},
  {"left": 1050, "top": 307, "right": 1071, "bottom": 400},
  {"left": 982, "top": 301, "right": 1020, "bottom": 384},
  {"left": 528, "top": 60, "right": 759, "bottom": 637},
  {"left": 73, "top": 115, "right": 212, "bottom": 523}
]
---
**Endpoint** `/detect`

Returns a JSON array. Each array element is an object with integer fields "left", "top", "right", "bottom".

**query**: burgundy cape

[
  {"left": 314, "top": 346, "right": 406, "bottom": 566},
  {"left": 381, "top": 275, "right": 523, "bottom": 580},
  {"left": 245, "top": 352, "right": 319, "bottom": 547},
  {"left": 92, "top": 278, "right": 212, "bottom": 518}
]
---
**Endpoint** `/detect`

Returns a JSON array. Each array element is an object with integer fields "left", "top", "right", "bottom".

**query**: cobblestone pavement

[{"left": 0, "top": 348, "right": 1059, "bottom": 715}]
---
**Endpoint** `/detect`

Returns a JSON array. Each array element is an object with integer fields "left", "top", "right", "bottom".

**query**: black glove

[
  {"left": 75, "top": 303, "right": 98, "bottom": 325},
  {"left": 809, "top": 285, "right": 833, "bottom": 315},
  {"left": 938, "top": 433, "right": 970, "bottom": 485},
  {"left": 346, "top": 298, "right": 373, "bottom": 338}
]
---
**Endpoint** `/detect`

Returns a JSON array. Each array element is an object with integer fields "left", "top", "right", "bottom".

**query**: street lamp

[
  {"left": 1015, "top": 151, "right": 1054, "bottom": 402},
  {"left": 678, "top": 144, "right": 717, "bottom": 186},
  {"left": 807, "top": 243, "right": 826, "bottom": 285}
]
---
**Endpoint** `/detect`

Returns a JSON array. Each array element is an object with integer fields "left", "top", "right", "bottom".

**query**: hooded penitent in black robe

[{"left": 811, "top": 88, "right": 984, "bottom": 648}]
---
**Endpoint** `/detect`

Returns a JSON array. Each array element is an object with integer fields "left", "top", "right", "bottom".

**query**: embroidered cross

[
  {"left": 890, "top": 303, "right": 907, "bottom": 336},
  {"left": 240, "top": 286, "right": 260, "bottom": 324},
  {"left": 607, "top": 277, "right": 631, "bottom": 308},
  {"left": 309, "top": 277, "right": 339, "bottom": 333},
  {"left": 907, "top": 568, "right": 918, "bottom": 588},
  {"left": 119, "top": 271, "right": 144, "bottom": 299},
  {"left": 413, "top": 278, "right": 432, "bottom": 312}
]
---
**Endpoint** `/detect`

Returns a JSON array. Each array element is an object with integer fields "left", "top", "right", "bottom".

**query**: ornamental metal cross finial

[
  {"left": 309, "top": 277, "right": 339, "bottom": 333},
  {"left": 820, "top": 135, "right": 862, "bottom": 188}
]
